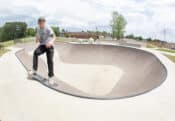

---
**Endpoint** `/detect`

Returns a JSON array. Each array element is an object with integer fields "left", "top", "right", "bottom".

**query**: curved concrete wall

[
  {"left": 55, "top": 43, "right": 167, "bottom": 98},
  {"left": 16, "top": 42, "right": 167, "bottom": 99}
]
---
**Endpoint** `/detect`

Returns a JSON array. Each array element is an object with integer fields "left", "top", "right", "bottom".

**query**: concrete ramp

[{"left": 16, "top": 42, "right": 167, "bottom": 99}]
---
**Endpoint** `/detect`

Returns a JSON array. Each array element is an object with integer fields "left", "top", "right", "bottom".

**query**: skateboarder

[{"left": 31, "top": 17, "right": 56, "bottom": 84}]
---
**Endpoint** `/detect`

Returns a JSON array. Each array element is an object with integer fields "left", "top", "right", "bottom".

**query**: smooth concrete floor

[
  {"left": 28, "top": 50, "right": 124, "bottom": 96},
  {"left": 56, "top": 64, "right": 123, "bottom": 96},
  {"left": 0, "top": 46, "right": 175, "bottom": 121}
]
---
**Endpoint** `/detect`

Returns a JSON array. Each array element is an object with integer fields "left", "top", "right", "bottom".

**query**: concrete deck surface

[{"left": 0, "top": 44, "right": 175, "bottom": 121}]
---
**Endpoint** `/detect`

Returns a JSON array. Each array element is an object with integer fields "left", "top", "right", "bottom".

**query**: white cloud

[{"left": 0, "top": 0, "right": 175, "bottom": 41}]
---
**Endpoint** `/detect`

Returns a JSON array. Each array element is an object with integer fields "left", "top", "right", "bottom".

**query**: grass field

[
  {"left": 164, "top": 54, "right": 175, "bottom": 62},
  {"left": 0, "top": 37, "right": 34, "bottom": 57},
  {"left": 157, "top": 48, "right": 175, "bottom": 53},
  {"left": 0, "top": 37, "right": 34, "bottom": 47},
  {"left": 0, "top": 48, "right": 8, "bottom": 57}
]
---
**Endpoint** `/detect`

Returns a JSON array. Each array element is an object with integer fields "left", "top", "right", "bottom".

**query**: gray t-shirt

[{"left": 36, "top": 26, "right": 54, "bottom": 45}]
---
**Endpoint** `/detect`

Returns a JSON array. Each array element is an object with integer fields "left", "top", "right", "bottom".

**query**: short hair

[{"left": 38, "top": 17, "right": 46, "bottom": 23}]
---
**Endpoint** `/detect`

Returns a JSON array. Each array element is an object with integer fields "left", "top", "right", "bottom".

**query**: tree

[
  {"left": 126, "top": 34, "right": 134, "bottom": 39},
  {"left": 135, "top": 36, "right": 143, "bottom": 41},
  {"left": 52, "top": 27, "right": 60, "bottom": 36},
  {"left": 0, "top": 22, "right": 27, "bottom": 41},
  {"left": 0, "top": 27, "right": 2, "bottom": 41},
  {"left": 146, "top": 38, "right": 152, "bottom": 42},
  {"left": 26, "top": 28, "right": 36, "bottom": 37},
  {"left": 111, "top": 11, "right": 127, "bottom": 40},
  {"left": 61, "top": 29, "right": 66, "bottom": 33}
]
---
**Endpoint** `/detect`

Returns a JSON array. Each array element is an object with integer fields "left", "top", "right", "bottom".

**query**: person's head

[{"left": 38, "top": 17, "right": 46, "bottom": 29}]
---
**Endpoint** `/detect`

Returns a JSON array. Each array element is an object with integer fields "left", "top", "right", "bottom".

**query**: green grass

[
  {"left": 0, "top": 40, "right": 15, "bottom": 47},
  {"left": 0, "top": 48, "right": 8, "bottom": 57},
  {"left": 0, "top": 37, "right": 34, "bottom": 57},
  {"left": 0, "top": 37, "right": 34, "bottom": 47},
  {"left": 164, "top": 54, "right": 175, "bottom": 62},
  {"left": 157, "top": 48, "right": 175, "bottom": 53}
]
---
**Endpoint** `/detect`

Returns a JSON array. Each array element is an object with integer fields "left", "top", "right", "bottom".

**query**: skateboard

[
  {"left": 28, "top": 71, "right": 48, "bottom": 82},
  {"left": 27, "top": 70, "right": 58, "bottom": 87}
]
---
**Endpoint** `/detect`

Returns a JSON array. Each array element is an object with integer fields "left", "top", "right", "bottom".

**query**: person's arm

[
  {"left": 47, "top": 33, "right": 56, "bottom": 45},
  {"left": 36, "top": 29, "right": 40, "bottom": 43},
  {"left": 46, "top": 27, "right": 56, "bottom": 48}
]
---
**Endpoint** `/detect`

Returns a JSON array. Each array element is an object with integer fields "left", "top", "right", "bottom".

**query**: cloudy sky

[{"left": 0, "top": 0, "right": 175, "bottom": 41}]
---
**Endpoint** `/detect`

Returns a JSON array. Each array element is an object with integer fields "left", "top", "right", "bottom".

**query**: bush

[
  {"left": 52, "top": 27, "right": 60, "bottom": 36},
  {"left": 0, "top": 22, "right": 27, "bottom": 41},
  {"left": 126, "top": 34, "right": 134, "bottom": 39},
  {"left": 26, "top": 28, "right": 36, "bottom": 37},
  {"left": 146, "top": 38, "right": 152, "bottom": 42}
]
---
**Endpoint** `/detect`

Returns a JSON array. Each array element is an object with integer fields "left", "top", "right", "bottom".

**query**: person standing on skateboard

[{"left": 31, "top": 17, "right": 55, "bottom": 84}]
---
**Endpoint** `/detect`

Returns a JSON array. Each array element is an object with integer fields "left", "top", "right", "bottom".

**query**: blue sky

[{"left": 0, "top": 0, "right": 175, "bottom": 42}]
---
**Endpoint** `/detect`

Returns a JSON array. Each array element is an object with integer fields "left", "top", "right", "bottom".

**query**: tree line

[
  {"left": 0, "top": 22, "right": 60, "bottom": 42},
  {"left": 0, "top": 22, "right": 27, "bottom": 41},
  {"left": 0, "top": 11, "right": 128, "bottom": 42}
]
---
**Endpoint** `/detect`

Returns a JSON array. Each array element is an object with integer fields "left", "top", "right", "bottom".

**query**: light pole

[{"left": 163, "top": 28, "right": 167, "bottom": 42}]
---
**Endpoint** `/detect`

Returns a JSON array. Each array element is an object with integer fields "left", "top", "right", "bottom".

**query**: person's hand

[
  {"left": 36, "top": 36, "right": 40, "bottom": 43},
  {"left": 36, "top": 39, "right": 39, "bottom": 43},
  {"left": 46, "top": 42, "right": 52, "bottom": 48}
]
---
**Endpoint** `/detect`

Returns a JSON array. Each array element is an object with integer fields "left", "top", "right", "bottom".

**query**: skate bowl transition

[{"left": 16, "top": 42, "right": 167, "bottom": 99}]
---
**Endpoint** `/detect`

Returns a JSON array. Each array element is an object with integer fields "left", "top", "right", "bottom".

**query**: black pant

[{"left": 33, "top": 45, "right": 54, "bottom": 77}]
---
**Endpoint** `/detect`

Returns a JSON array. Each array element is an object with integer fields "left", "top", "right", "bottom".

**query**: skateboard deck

[
  {"left": 28, "top": 71, "right": 58, "bottom": 87},
  {"left": 28, "top": 72, "right": 48, "bottom": 82}
]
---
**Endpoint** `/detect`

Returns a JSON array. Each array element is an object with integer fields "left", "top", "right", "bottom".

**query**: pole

[{"left": 163, "top": 28, "right": 166, "bottom": 42}]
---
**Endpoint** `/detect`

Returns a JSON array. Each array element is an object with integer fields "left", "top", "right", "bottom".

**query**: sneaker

[
  {"left": 33, "top": 70, "right": 37, "bottom": 75},
  {"left": 28, "top": 70, "right": 37, "bottom": 79},
  {"left": 28, "top": 70, "right": 37, "bottom": 76},
  {"left": 48, "top": 77, "right": 57, "bottom": 86}
]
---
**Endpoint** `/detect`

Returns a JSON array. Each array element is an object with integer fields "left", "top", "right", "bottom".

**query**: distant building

[
  {"left": 166, "top": 43, "right": 175, "bottom": 49},
  {"left": 60, "top": 32, "right": 99, "bottom": 40},
  {"left": 149, "top": 40, "right": 175, "bottom": 49}
]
